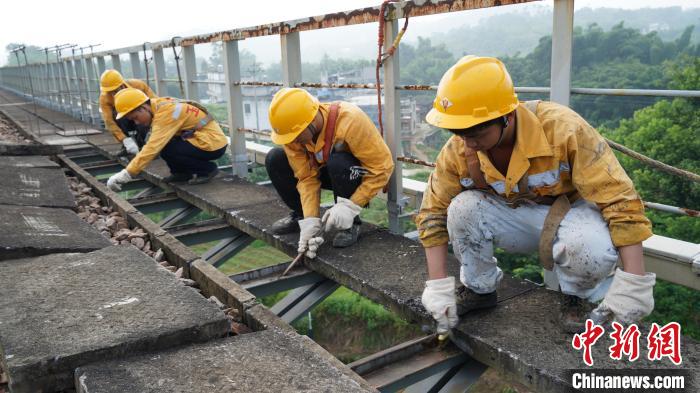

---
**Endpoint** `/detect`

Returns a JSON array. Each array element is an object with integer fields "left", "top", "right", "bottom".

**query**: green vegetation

[
  {"left": 503, "top": 23, "right": 700, "bottom": 127},
  {"left": 262, "top": 287, "right": 422, "bottom": 363},
  {"left": 217, "top": 240, "right": 290, "bottom": 275}
]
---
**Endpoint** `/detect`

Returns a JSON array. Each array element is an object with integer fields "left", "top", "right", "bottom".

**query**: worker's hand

[
  {"left": 106, "top": 169, "right": 132, "bottom": 191},
  {"left": 422, "top": 277, "right": 459, "bottom": 335},
  {"left": 590, "top": 268, "right": 655, "bottom": 325},
  {"left": 122, "top": 137, "right": 139, "bottom": 155},
  {"left": 321, "top": 197, "right": 362, "bottom": 232},
  {"left": 298, "top": 217, "right": 324, "bottom": 259}
]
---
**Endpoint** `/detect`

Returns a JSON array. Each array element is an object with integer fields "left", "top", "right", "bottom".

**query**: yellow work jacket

[
  {"left": 99, "top": 79, "right": 156, "bottom": 142},
  {"left": 284, "top": 102, "right": 394, "bottom": 218},
  {"left": 416, "top": 101, "right": 652, "bottom": 248},
  {"left": 126, "top": 97, "right": 228, "bottom": 176}
]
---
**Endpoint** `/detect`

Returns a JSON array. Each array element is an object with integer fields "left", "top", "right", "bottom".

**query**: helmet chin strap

[{"left": 492, "top": 115, "right": 509, "bottom": 148}]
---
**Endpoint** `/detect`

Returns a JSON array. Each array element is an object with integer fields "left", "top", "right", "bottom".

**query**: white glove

[
  {"left": 321, "top": 197, "right": 362, "bottom": 232},
  {"left": 421, "top": 277, "right": 459, "bottom": 335},
  {"left": 298, "top": 217, "right": 324, "bottom": 259},
  {"left": 590, "top": 268, "right": 656, "bottom": 325},
  {"left": 106, "top": 169, "right": 132, "bottom": 191},
  {"left": 122, "top": 137, "right": 139, "bottom": 155}
]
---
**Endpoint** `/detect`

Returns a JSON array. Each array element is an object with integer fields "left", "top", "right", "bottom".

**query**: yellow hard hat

[
  {"left": 426, "top": 56, "right": 518, "bottom": 130},
  {"left": 114, "top": 88, "right": 149, "bottom": 120},
  {"left": 100, "top": 69, "right": 125, "bottom": 93},
  {"left": 269, "top": 88, "right": 320, "bottom": 145}
]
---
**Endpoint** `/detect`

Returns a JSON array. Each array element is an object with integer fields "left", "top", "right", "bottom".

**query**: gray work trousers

[{"left": 447, "top": 190, "right": 618, "bottom": 300}]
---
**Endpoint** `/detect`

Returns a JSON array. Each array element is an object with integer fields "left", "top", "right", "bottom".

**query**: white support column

[
  {"left": 51, "top": 62, "right": 62, "bottom": 108},
  {"left": 280, "top": 32, "right": 301, "bottom": 87},
  {"left": 74, "top": 58, "right": 88, "bottom": 121},
  {"left": 84, "top": 57, "right": 99, "bottom": 124},
  {"left": 68, "top": 59, "right": 80, "bottom": 116},
  {"left": 39, "top": 64, "right": 49, "bottom": 106},
  {"left": 383, "top": 19, "right": 404, "bottom": 234},
  {"left": 223, "top": 40, "right": 248, "bottom": 178},
  {"left": 96, "top": 56, "right": 107, "bottom": 75},
  {"left": 110, "top": 54, "right": 122, "bottom": 72},
  {"left": 550, "top": 0, "right": 574, "bottom": 106},
  {"left": 130, "top": 51, "right": 143, "bottom": 79},
  {"left": 63, "top": 60, "right": 76, "bottom": 114},
  {"left": 181, "top": 45, "right": 198, "bottom": 100},
  {"left": 152, "top": 48, "right": 168, "bottom": 96}
]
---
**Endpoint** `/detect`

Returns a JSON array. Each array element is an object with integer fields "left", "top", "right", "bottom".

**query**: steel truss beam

[
  {"left": 349, "top": 335, "right": 479, "bottom": 392},
  {"left": 201, "top": 232, "right": 254, "bottom": 267},
  {"left": 230, "top": 263, "right": 326, "bottom": 298},
  {"left": 167, "top": 219, "right": 239, "bottom": 247},
  {"left": 129, "top": 193, "right": 189, "bottom": 215},
  {"left": 158, "top": 205, "right": 201, "bottom": 228},
  {"left": 270, "top": 280, "right": 340, "bottom": 324}
]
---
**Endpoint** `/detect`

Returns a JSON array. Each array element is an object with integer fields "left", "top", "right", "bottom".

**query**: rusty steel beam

[
  {"left": 234, "top": 81, "right": 283, "bottom": 87},
  {"left": 55, "top": 0, "right": 536, "bottom": 61},
  {"left": 238, "top": 127, "right": 272, "bottom": 136},
  {"left": 397, "top": 84, "right": 437, "bottom": 91},
  {"left": 296, "top": 82, "right": 377, "bottom": 89},
  {"left": 397, "top": 156, "right": 436, "bottom": 167},
  {"left": 172, "top": 0, "right": 535, "bottom": 47}
]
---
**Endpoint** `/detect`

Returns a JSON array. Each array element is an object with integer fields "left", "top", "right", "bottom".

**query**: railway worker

[
  {"left": 99, "top": 69, "right": 156, "bottom": 155},
  {"left": 417, "top": 56, "right": 656, "bottom": 334},
  {"left": 106, "top": 88, "right": 228, "bottom": 190},
  {"left": 265, "top": 88, "right": 394, "bottom": 256}
]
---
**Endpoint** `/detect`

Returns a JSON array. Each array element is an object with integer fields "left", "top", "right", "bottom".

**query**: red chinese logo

[
  {"left": 572, "top": 319, "right": 605, "bottom": 366},
  {"left": 572, "top": 320, "right": 683, "bottom": 366},
  {"left": 647, "top": 322, "right": 682, "bottom": 365},
  {"left": 609, "top": 322, "right": 641, "bottom": 361}
]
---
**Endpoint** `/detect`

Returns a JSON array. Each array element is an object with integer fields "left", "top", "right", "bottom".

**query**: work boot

[
  {"left": 455, "top": 286, "right": 497, "bottom": 316},
  {"left": 163, "top": 172, "right": 191, "bottom": 183},
  {"left": 271, "top": 211, "right": 301, "bottom": 235},
  {"left": 332, "top": 216, "right": 362, "bottom": 248},
  {"left": 560, "top": 294, "right": 589, "bottom": 334},
  {"left": 188, "top": 167, "right": 219, "bottom": 185}
]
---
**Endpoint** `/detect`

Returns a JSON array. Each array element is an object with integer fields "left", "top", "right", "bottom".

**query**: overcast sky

[{"left": 1, "top": 0, "right": 698, "bottom": 66}]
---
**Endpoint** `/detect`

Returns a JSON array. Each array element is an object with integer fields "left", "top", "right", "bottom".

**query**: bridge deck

[
  {"left": 82, "top": 125, "right": 700, "bottom": 391},
  {"left": 0, "top": 88, "right": 697, "bottom": 392}
]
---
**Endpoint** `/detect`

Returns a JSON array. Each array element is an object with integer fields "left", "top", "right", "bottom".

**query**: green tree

[
  {"left": 208, "top": 43, "right": 258, "bottom": 75},
  {"left": 399, "top": 37, "right": 455, "bottom": 85},
  {"left": 604, "top": 55, "right": 699, "bottom": 243},
  {"left": 596, "top": 55, "right": 699, "bottom": 340},
  {"left": 503, "top": 23, "right": 699, "bottom": 127},
  {"left": 5, "top": 43, "right": 46, "bottom": 66}
]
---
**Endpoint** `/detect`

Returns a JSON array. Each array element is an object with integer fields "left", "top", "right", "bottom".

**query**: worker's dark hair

[{"left": 447, "top": 115, "right": 508, "bottom": 136}]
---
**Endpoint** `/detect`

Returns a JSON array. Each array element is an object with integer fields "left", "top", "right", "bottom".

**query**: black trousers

[
  {"left": 160, "top": 137, "right": 226, "bottom": 176},
  {"left": 265, "top": 147, "right": 364, "bottom": 216}
]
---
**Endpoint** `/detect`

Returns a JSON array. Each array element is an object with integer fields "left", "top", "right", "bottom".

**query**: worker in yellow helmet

[
  {"left": 266, "top": 88, "right": 394, "bottom": 257},
  {"left": 417, "top": 56, "right": 655, "bottom": 335},
  {"left": 99, "top": 69, "right": 156, "bottom": 155},
  {"left": 106, "top": 88, "right": 228, "bottom": 190}
]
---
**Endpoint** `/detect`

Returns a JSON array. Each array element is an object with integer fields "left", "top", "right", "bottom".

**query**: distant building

[
  {"left": 205, "top": 70, "right": 274, "bottom": 131},
  {"left": 203, "top": 67, "right": 419, "bottom": 144}
]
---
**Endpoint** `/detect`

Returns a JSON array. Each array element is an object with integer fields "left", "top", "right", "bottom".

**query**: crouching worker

[
  {"left": 106, "top": 88, "right": 228, "bottom": 191},
  {"left": 266, "top": 88, "right": 393, "bottom": 256},
  {"left": 99, "top": 69, "right": 156, "bottom": 155},
  {"left": 417, "top": 56, "right": 656, "bottom": 335}
]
